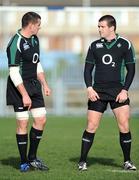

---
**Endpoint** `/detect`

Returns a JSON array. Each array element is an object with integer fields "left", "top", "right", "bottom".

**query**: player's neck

[
  {"left": 20, "top": 28, "right": 32, "bottom": 38},
  {"left": 105, "top": 33, "right": 116, "bottom": 42}
]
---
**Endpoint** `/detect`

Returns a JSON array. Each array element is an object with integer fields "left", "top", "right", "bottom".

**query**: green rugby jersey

[
  {"left": 85, "top": 35, "right": 136, "bottom": 88},
  {"left": 6, "top": 30, "right": 40, "bottom": 80}
]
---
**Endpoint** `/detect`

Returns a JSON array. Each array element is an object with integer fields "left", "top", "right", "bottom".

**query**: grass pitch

[{"left": 0, "top": 115, "right": 139, "bottom": 180}]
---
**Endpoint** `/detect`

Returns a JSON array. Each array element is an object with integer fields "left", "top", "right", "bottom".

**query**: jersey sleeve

[
  {"left": 85, "top": 43, "right": 96, "bottom": 64},
  {"left": 7, "top": 35, "right": 21, "bottom": 67},
  {"left": 124, "top": 42, "right": 136, "bottom": 64},
  {"left": 84, "top": 62, "right": 94, "bottom": 87}
]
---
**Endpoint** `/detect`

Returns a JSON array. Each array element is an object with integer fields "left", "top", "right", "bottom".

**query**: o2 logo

[
  {"left": 32, "top": 53, "right": 39, "bottom": 63},
  {"left": 102, "top": 54, "right": 115, "bottom": 67}
]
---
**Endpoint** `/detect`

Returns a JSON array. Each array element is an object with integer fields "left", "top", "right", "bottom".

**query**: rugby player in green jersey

[
  {"left": 6, "top": 12, "right": 51, "bottom": 172},
  {"left": 78, "top": 15, "right": 136, "bottom": 171}
]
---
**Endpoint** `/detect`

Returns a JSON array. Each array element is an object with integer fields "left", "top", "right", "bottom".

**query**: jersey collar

[
  {"left": 17, "top": 29, "right": 35, "bottom": 46},
  {"left": 101, "top": 34, "right": 119, "bottom": 49},
  {"left": 17, "top": 29, "right": 29, "bottom": 43}
]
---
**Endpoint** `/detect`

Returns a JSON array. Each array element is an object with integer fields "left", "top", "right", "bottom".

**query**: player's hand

[
  {"left": 116, "top": 89, "right": 128, "bottom": 103},
  {"left": 43, "top": 85, "right": 51, "bottom": 96},
  {"left": 22, "top": 94, "right": 32, "bottom": 110},
  {"left": 87, "top": 87, "right": 100, "bottom": 102}
]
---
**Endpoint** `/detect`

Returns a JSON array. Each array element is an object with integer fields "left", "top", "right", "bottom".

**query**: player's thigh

[
  {"left": 112, "top": 105, "right": 130, "bottom": 132},
  {"left": 110, "top": 99, "right": 130, "bottom": 122},
  {"left": 87, "top": 110, "right": 103, "bottom": 129},
  {"left": 87, "top": 99, "right": 106, "bottom": 132},
  {"left": 31, "top": 107, "right": 47, "bottom": 130},
  {"left": 14, "top": 108, "right": 29, "bottom": 133}
]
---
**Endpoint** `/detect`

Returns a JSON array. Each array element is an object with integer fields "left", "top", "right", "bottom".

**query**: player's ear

[
  {"left": 28, "top": 22, "right": 34, "bottom": 29},
  {"left": 110, "top": 25, "right": 115, "bottom": 32}
]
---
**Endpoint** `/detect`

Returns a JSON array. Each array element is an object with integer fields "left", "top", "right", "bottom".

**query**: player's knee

[
  {"left": 17, "top": 121, "right": 28, "bottom": 131},
  {"left": 119, "top": 126, "right": 129, "bottom": 133},
  {"left": 87, "top": 122, "right": 98, "bottom": 133},
  {"left": 119, "top": 122, "right": 129, "bottom": 133},
  {"left": 33, "top": 117, "right": 46, "bottom": 130},
  {"left": 36, "top": 117, "right": 46, "bottom": 125},
  {"left": 86, "top": 127, "right": 98, "bottom": 133}
]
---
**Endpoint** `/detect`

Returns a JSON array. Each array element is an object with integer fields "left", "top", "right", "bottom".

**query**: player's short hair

[
  {"left": 22, "top": 12, "right": 41, "bottom": 28},
  {"left": 99, "top": 15, "right": 116, "bottom": 31}
]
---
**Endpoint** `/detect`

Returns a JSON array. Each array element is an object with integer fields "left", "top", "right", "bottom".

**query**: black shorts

[
  {"left": 6, "top": 77, "right": 45, "bottom": 112},
  {"left": 88, "top": 87, "right": 130, "bottom": 113}
]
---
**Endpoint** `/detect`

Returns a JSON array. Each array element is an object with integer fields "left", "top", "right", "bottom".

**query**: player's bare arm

[
  {"left": 37, "top": 72, "right": 51, "bottom": 96},
  {"left": 17, "top": 83, "right": 32, "bottom": 109}
]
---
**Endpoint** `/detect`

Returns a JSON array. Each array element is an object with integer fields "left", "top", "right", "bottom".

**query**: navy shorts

[
  {"left": 88, "top": 87, "right": 130, "bottom": 113},
  {"left": 6, "top": 77, "right": 45, "bottom": 112}
]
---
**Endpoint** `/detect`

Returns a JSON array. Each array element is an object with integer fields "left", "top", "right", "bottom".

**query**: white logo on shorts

[{"left": 18, "top": 107, "right": 23, "bottom": 110}]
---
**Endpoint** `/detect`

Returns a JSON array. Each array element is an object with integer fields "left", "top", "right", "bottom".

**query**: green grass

[{"left": 0, "top": 115, "right": 139, "bottom": 180}]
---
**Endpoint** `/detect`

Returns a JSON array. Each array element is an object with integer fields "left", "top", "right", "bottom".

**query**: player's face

[
  {"left": 98, "top": 20, "right": 113, "bottom": 39},
  {"left": 30, "top": 19, "right": 41, "bottom": 35}
]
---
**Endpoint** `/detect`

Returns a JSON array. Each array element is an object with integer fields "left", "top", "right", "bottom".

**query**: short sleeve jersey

[
  {"left": 85, "top": 35, "right": 136, "bottom": 88},
  {"left": 6, "top": 30, "right": 40, "bottom": 80}
]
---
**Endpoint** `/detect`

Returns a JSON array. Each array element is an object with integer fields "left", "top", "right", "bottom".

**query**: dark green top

[
  {"left": 7, "top": 29, "right": 40, "bottom": 80},
  {"left": 85, "top": 35, "right": 136, "bottom": 88}
]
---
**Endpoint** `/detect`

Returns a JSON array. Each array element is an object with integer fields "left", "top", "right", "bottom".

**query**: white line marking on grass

[{"left": 106, "top": 169, "right": 139, "bottom": 173}]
